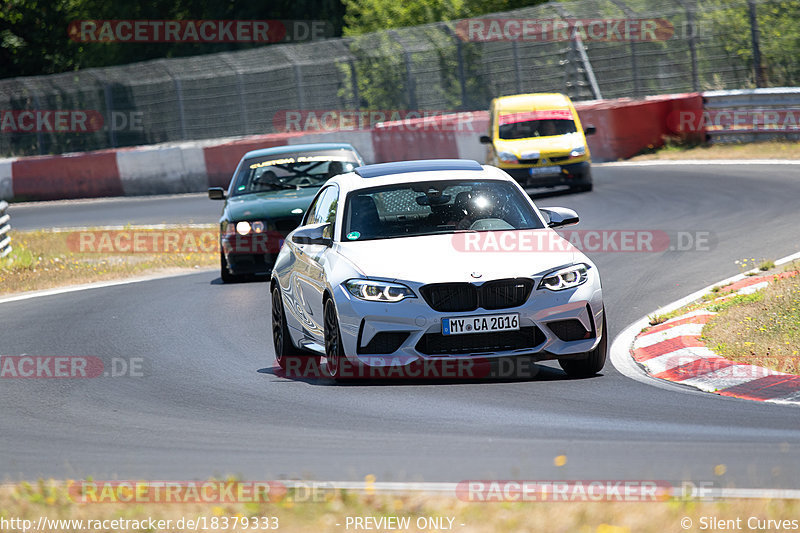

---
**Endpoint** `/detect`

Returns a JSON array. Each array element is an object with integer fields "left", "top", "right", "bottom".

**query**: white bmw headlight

[
  {"left": 538, "top": 264, "right": 590, "bottom": 291},
  {"left": 497, "top": 151, "right": 518, "bottom": 164},
  {"left": 345, "top": 279, "right": 416, "bottom": 302}
]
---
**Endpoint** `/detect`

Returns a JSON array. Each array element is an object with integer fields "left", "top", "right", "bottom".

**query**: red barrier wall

[
  {"left": 4, "top": 93, "right": 707, "bottom": 201},
  {"left": 371, "top": 115, "right": 463, "bottom": 162},
  {"left": 575, "top": 93, "right": 704, "bottom": 161},
  {"left": 12, "top": 151, "right": 122, "bottom": 201}
]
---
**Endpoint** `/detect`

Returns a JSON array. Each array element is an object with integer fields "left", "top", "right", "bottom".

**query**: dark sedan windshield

[
  {"left": 343, "top": 180, "right": 544, "bottom": 241},
  {"left": 231, "top": 150, "right": 360, "bottom": 196}
]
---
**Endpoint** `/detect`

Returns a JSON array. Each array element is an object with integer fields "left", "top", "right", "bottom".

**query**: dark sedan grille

[
  {"left": 271, "top": 216, "right": 304, "bottom": 235},
  {"left": 416, "top": 326, "right": 545, "bottom": 356},
  {"left": 420, "top": 278, "right": 534, "bottom": 312}
]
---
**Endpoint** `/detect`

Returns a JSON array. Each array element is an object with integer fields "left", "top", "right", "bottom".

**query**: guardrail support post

[{"left": 0, "top": 201, "right": 12, "bottom": 259}]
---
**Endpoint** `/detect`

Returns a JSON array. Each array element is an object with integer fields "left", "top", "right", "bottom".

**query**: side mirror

[
  {"left": 540, "top": 207, "right": 579, "bottom": 228},
  {"left": 291, "top": 223, "right": 333, "bottom": 247},
  {"left": 208, "top": 187, "right": 226, "bottom": 200},
  {"left": 479, "top": 135, "right": 492, "bottom": 144},
  {"left": 584, "top": 125, "right": 596, "bottom": 136}
]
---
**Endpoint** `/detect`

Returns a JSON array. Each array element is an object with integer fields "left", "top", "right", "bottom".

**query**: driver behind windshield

[{"left": 232, "top": 153, "right": 358, "bottom": 195}]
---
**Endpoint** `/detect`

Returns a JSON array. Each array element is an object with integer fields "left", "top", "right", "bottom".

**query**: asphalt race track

[
  {"left": 2, "top": 163, "right": 800, "bottom": 487},
  {"left": 7, "top": 193, "right": 216, "bottom": 231}
]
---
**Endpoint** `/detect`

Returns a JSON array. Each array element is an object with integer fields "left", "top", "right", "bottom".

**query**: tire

[
  {"left": 558, "top": 310, "right": 607, "bottom": 377},
  {"left": 323, "top": 298, "right": 350, "bottom": 381},
  {"left": 272, "top": 285, "right": 320, "bottom": 372},
  {"left": 220, "top": 251, "right": 239, "bottom": 283}
]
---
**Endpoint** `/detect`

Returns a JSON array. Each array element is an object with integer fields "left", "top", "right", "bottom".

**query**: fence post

[
  {"left": 348, "top": 58, "right": 361, "bottom": 109},
  {"left": 440, "top": 23, "right": 468, "bottom": 109},
  {"left": 162, "top": 62, "right": 187, "bottom": 141},
  {"left": 553, "top": 5, "right": 602, "bottom": 100},
  {"left": 687, "top": 3, "right": 700, "bottom": 92},
  {"left": 609, "top": 0, "right": 641, "bottom": 98},
  {"left": 22, "top": 83, "right": 46, "bottom": 155},
  {"left": 388, "top": 30, "right": 417, "bottom": 110},
  {"left": 747, "top": 0, "right": 766, "bottom": 88},
  {"left": 512, "top": 42, "right": 523, "bottom": 94},
  {"left": 103, "top": 83, "right": 117, "bottom": 148},
  {"left": 0, "top": 201, "right": 12, "bottom": 259},
  {"left": 219, "top": 55, "right": 249, "bottom": 134}
]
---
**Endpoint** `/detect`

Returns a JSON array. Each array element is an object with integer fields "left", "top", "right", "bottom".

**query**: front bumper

[
  {"left": 503, "top": 161, "right": 591, "bottom": 188},
  {"left": 221, "top": 232, "right": 285, "bottom": 275},
  {"left": 331, "top": 273, "right": 604, "bottom": 369}
]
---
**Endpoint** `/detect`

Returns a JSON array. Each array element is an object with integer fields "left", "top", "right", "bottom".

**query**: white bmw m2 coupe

[{"left": 270, "top": 159, "right": 606, "bottom": 380}]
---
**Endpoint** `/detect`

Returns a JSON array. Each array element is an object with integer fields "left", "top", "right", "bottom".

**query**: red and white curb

[{"left": 611, "top": 251, "right": 800, "bottom": 406}]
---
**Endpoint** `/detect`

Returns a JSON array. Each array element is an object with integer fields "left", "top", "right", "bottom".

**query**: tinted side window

[
  {"left": 303, "top": 188, "right": 327, "bottom": 226},
  {"left": 314, "top": 186, "right": 339, "bottom": 239}
]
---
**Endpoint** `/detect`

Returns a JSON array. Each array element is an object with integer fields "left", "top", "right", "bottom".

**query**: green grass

[{"left": 0, "top": 227, "right": 218, "bottom": 295}]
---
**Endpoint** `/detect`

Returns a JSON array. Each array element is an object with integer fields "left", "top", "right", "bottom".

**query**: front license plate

[
  {"left": 529, "top": 166, "right": 561, "bottom": 176},
  {"left": 442, "top": 313, "right": 520, "bottom": 336}
]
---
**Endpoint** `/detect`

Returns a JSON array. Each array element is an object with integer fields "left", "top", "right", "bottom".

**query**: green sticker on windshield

[{"left": 347, "top": 231, "right": 361, "bottom": 240}]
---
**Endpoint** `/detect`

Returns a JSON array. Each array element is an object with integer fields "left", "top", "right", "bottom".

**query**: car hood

[
  {"left": 226, "top": 188, "right": 318, "bottom": 221},
  {"left": 336, "top": 230, "right": 581, "bottom": 284},
  {"left": 495, "top": 132, "right": 584, "bottom": 158}
]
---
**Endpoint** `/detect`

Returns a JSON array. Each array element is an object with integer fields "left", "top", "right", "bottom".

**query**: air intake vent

[{"left": 548, "top": 319, "right": 592, "bottom": 342}]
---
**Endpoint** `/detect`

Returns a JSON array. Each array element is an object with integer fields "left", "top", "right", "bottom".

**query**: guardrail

[
  {"left": 0, "top": 201, "right": 11, "bottom": 258},
  {"left": 703, "top": 88, "right": 800, "bottom": 143}
]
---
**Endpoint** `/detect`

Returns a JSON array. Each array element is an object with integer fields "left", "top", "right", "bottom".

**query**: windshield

[
  {"left": 342, "top": 179, "right": 544, "bottom": 241},
  {"left": 498, "top": 110, "right": 577, "bottom": 140},
  {"left": 231, "top": 150, "right": 360, "bottom": 196}
]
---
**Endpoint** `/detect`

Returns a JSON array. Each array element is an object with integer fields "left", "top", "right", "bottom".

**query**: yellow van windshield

[{"left": 497, "top": 109, "right": 577, "bottom": 140}]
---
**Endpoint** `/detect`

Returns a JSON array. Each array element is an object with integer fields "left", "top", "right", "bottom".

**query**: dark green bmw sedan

[{"left": 208, "top": 143, "right": 365, "bottom": 282}]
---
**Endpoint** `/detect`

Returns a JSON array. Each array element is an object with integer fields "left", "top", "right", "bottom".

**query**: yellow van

[{"left": 480, "top": 93, "right": 596, "bottom": 192}]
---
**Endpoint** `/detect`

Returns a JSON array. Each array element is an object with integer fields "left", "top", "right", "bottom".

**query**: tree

[
  {"left": 0, "top": 0, "right": 347, "bottom": 79},
  {"left": 342, "top": 0, "right": 548, "bottom": 36}
]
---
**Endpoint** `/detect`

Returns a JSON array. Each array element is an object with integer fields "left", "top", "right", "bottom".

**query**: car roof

[
  {"left": 494, "top": 93, "right": 572, "bottom": 112},
  {"left": 330, "top": 159, "right": 512, "bottom": 192},
  {"left": 242, "top": 142, "right": 358, "bottom": 160},
  {"left": 354, "top": 159, "right": 483, "bottom": 178}
]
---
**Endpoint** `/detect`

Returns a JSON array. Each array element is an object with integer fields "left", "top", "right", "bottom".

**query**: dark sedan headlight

[
  {"left": 236, "top": 221, "right": 252, "bottom": 235},
  {"left": 227, "top": 220, "right": 267, "bottom": 236},
  {"left": 345, "top": 279, "right": 416, "bottom": 302},
  {"left": 538, "top": 264, "right": 590, "bottom": 291}
]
